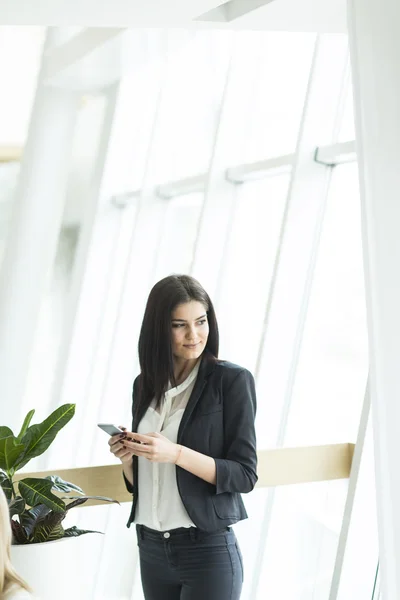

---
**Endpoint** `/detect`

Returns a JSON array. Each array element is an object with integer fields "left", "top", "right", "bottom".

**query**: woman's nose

[{"left": 186, "top": 326, "right": 196, "bottom": 339}]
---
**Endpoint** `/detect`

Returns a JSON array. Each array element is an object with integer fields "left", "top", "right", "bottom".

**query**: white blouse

[{"left": 135, "top": 362, "right": 200, "bottom": 531}]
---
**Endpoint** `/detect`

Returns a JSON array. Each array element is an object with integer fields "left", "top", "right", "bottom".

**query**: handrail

[
  {"left": 14, "top": 443, "right": 355, "bottom": 507},
  {"left": 0, "top": 145, "right": 23, "bottom": 162}
]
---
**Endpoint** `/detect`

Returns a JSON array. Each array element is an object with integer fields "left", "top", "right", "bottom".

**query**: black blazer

[{"left": 124, "top": 354, "right": 258, "bottom": 532}]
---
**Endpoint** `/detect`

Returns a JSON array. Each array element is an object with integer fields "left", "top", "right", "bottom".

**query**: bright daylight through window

[{"left": 0, "top": 26, "right": 376, "bottom": 600}]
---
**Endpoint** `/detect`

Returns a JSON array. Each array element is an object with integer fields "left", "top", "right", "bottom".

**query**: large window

[{"left": 0, "top": 28, "right": 374, "bottom": 600}]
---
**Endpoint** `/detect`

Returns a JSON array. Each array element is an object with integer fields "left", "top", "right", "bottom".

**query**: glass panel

[
  {"left": 239, "top": 32, "right": 315, "bottom": 162},
  {"left": 151, "top": 31, "right": 232, "bottom": 182},
  {"left": 338, "top": 77, "right": 356, "bottom": 142},
  {"left": 233, "top": 481, "right": 348, "bottom": 600},
  {"left": 217, "top": 174, "right": 289, "bottom": 373},
  {"left": 153, "top": 193, "right": 203, "bottom": 281},
  {"left": 285, "top": 162, "right": 368, "bottom": 446},
  {"left": 254, "top": 480, "right": 348, "bottom": 599}
]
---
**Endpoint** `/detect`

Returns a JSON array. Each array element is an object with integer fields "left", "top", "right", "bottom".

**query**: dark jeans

[{"left": 136, "top": 524, "right": 243, "bottom": 600}]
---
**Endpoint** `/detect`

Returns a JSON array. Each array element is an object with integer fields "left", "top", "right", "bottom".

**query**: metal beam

[
  {"left": 42, "top": 28, "right": 124, "bottom": 83},
  {"left": 196, "top": 0, "right": 276, "bottom": 21},
  {"left": 157, "top": 174, "right": 206, "bottom": 199},
  {"left": 315, "top": 140, "right": 357, "bottom": 166},
  {"left": 226, "top": 154, "right": 294, "bottom": 183}
]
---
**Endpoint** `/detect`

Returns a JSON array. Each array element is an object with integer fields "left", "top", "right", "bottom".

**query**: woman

[
  {"left": 109, "top": 274, "right": 257, "bottom": 600},
  {"left": 0, "top": 488, "right": 32, "bottom": 600}
]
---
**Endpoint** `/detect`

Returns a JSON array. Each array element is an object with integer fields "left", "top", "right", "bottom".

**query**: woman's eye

[
  {"left": 172, "top": 323, "right": 184, "bottom": 328},
  {"left": 197, "top": 320, "right": 207, "bottom": 326}
]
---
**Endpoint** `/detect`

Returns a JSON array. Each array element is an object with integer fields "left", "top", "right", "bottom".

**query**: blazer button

[{"left": 164, "top": 532, "right": 170, "bottom": 539}]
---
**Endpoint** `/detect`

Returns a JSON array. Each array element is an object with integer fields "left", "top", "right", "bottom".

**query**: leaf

[
  {"left": 0, "top": 437, "right": 26, "bottom": 473},
  {"left": 0, "top": 472, "right": 13, "bottom": 500},
  {"left": 18, "top": 478, "right": 66, "bottom": 512},
  {"left": 32, "top": 511, "right": 66, "bottom": 543},
  {"left": 64, "top": 526, "right": 102, "bottom": 537},
  {"left": 11, "top": 519, "right": 29, "bottom": 545},
  {"left": 16, "top": 409, "right": 35, "bottom": 442},
  {"left": 8, "top": 496, "right": 25, "bottom": 517},
  {"left": 45, "top": 475, "right": 84, "bottom": 495},
  {"left": 20, "top": 504, "right": 52, "bottom": 538},
  {"left": 64, "top": 496, "right": 120, "bottom": 510},
  {"left": 15, "top": 404, "right": 75, "bottom": 471},
  {"left": 0, "top": 426, "right": 13, "bottom": 439}
]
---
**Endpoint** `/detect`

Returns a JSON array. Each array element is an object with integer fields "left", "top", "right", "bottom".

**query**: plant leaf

[
  {"left": 45, "top": 475, "right": 84, "bottom": 495},
  {"left": 0, "top": 427, "right": 13, "bottom": 439},
  {"left": 0, "top": 437, "right": 26, "bottom": 473},
  {"left": 20, "top": 504, "right": 52, "bottom": 538},
  {"left": 11, "top": 519, "right": 29, "bottom": 545},
  {"left": 65, "top": 496, "right": 120, "bottom": 510},
  {"left": 18, "top": 478, "right": 66, "bottom": 512},
  {"left": 16, "top": 409, "right": 35, "bottom": 442},
  {"left": 15, "top": 404, "right": 75, "bottom": 471},
  {"left": 8, "top": 496, "right": 25, "bottom": 517},
  {"left": 32, "top": 511, "right": 66, "bottom": 543},
  {"left": 0, "top": 472, "right": 13, "bottom": 500},
  {"left": 64, "top": 526, "right": 102, "bottom": 537}
]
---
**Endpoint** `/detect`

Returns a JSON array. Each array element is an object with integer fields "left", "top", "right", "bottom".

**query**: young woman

[
  {"left": 109, "top": 274, "right": 257, "bottom": 600},
  {"left": 0, "top": 488, "right": 32, "bottom": 600}
]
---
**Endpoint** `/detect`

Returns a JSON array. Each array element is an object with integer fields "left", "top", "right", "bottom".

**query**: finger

[
  {"left": 109, "top": 437, "right": 126, "bottom": 449},
  {"left": 116, "top": 451, "right": 132, "bottom": 460},
  {"left": 112, "top": 441, "right": 134, "bottom": 457},
  {"left": 109, "top": 432, "right": 126, "bottom": 445},
  {"left": 124, "top": 439, "right": 152, "bottom": 453},
  {"left": 116, "top": 448, "right": 134, "bottom": 459},
  {"left": 119, "top": 429, "right": 135, "bottom": 437},
  {"left": 132, "top": 433, "right": 154, "bottom": 444},
  {"left": 109, "top": 439, "right": 127, "bottom": 453}
]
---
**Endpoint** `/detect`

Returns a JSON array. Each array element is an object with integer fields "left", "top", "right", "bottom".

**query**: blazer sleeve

[
  {"left": 122, "top": 376, "right": 139, "bottom": 494},
  {"left": 214, "top": 368, "right": 258, "bottom": 495}
]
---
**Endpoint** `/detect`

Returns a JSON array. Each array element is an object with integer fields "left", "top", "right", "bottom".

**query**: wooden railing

[
  {"left": 14, "top": 443, "right": 355, "bottom": 507},
  {"left": 0, "top": 145, "right": 22, "bottom": 162}
]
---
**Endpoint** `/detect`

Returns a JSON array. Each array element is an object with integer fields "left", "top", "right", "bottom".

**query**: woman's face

[{"left": 171, "top": 301, "right": 209, "bottom": 362}]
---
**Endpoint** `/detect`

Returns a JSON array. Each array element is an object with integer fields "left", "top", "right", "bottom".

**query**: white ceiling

[{"left": 0, "top": 0, "right": 347, "bottom": 32}]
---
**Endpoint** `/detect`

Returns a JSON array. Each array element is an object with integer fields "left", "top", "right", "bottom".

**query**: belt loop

[
  {"left": 138, "top": 525, "right": 144, "bottom": 541},
  {"left": 189, "top": 527, "right": 197, "bottom": 541}
]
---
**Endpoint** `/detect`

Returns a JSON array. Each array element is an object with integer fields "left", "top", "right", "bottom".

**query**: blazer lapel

[{"left": 177, "top": 353, "right": 216, "bottom": 442}]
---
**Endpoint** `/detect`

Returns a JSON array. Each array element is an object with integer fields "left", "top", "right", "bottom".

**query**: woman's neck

[{"left": 173, "top": 358, "right": 199, "bottom": 386}]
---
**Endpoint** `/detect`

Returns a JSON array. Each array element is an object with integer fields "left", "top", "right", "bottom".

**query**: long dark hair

[{"left": 136, "top": 275, "right": 219, "bottom": 414}]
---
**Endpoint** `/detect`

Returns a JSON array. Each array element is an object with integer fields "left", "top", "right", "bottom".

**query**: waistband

[{"left": 136, "top": 524, "right": 231, "bottom": 542}]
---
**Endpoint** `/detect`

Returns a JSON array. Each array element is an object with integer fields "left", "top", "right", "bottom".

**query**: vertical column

[
  {"left": 0, "top": 29, "right": 79, "bottom": 430},
  {"left": 50, "top": 38, "right": 169, "bottom": 471},
  {"left": 347, "top": 1, "right": 400, "bottom": 597}
]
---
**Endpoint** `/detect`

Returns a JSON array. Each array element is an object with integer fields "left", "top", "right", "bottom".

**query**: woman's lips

[{"left": 184, "top": 343, "right": 200, "bottom": 349}]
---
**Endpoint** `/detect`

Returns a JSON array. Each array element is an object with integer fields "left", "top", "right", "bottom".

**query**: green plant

[{"left": 0, "top": 404, "right": 118, "bottom": 544}]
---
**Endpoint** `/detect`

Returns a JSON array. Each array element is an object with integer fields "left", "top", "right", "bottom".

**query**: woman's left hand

[{"left": 123, "top": 432, "right": 181, "bottom": 464}]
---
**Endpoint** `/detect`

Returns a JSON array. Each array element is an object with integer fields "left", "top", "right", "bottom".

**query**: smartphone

[{"left": 97, "top": 423, "right": 124, "bottom": 436}]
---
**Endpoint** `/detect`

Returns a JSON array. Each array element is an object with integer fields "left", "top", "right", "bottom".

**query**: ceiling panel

[{"left": 0, "top": 0, "right": 347, "bottom": 32}]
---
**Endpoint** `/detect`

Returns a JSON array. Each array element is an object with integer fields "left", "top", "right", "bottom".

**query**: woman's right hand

[{"left": 108, "top": 427, "right": 136, "bottom": 464}]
